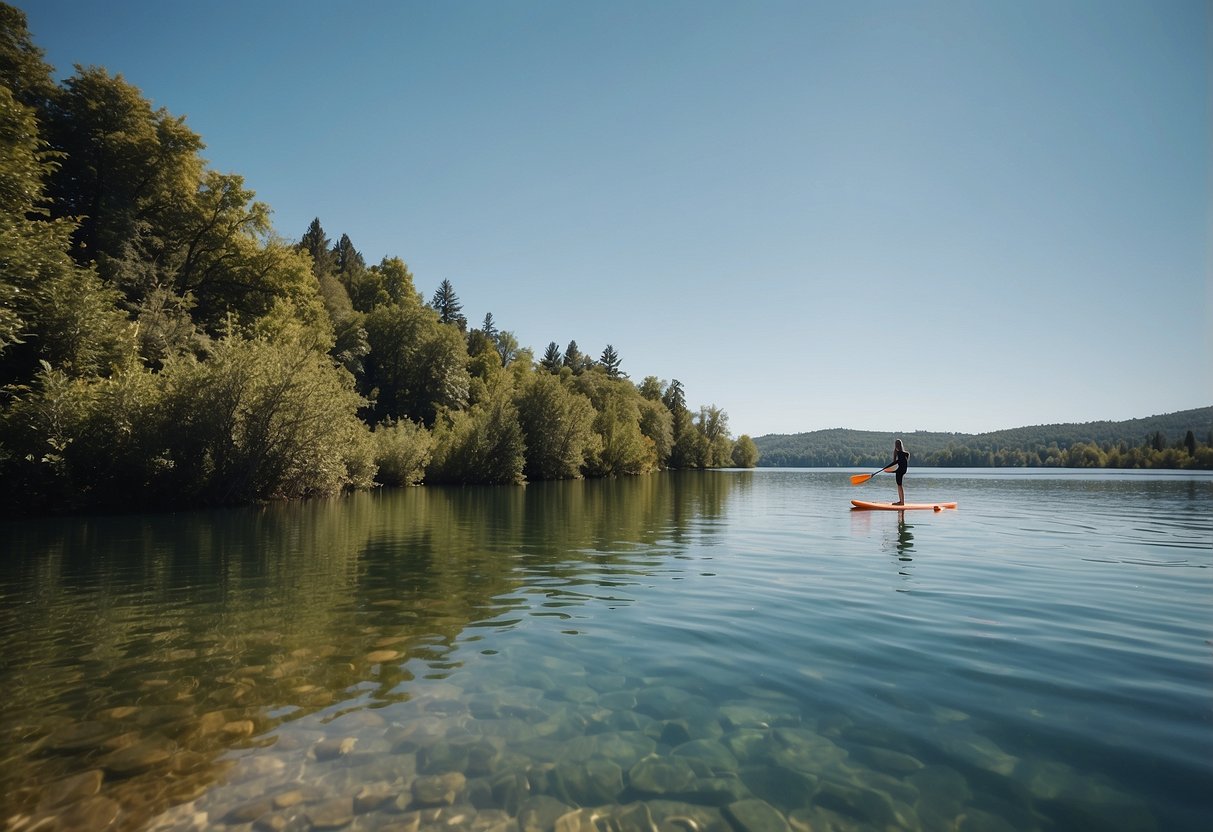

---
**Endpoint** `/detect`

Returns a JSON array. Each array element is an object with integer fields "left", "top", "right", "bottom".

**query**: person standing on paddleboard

[{"left": 883, "top": 439, "right": 910, "bottom": 506}]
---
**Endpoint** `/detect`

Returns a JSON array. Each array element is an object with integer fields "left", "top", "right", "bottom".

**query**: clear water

[{"left": 1, "top": 470, "right": 1209, "bottom": 831}]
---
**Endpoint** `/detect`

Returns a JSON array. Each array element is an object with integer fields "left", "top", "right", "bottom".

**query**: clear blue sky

[{"left": 21, "top": 0, "right": 1211, "bottom": 437}]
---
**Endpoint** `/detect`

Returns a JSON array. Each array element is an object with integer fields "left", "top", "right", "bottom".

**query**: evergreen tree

[
  {"left": 662, "top": 379, "right": 687, "bottom": 417},
  {"left": 563, "top": 340, "right": 588, "bottom": 374},
  {"left": 480, "top": 312, "right": 498, "bottom": 340},
  {"left": 298, "top": 218, "right": 335, "bottom": 277},
  {"left": 430, "top": 279, "right": 466, "bottom": 329},
  {"left": 599, "top": 344, "right": 624, "bottom": 378},
  {"left": 540, "top": 341, "right": 562, "bottom": 373}
]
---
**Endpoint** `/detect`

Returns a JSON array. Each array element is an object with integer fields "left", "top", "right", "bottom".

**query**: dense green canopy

[{"left": 0, "top": 5, "right": 756, "bottom": 515}]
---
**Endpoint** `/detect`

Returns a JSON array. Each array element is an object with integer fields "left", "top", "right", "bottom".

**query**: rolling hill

[{"left": 752, "top": 407, "right": 1213, "bottom": 468}]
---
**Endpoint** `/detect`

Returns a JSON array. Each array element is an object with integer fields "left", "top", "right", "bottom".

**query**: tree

[
  {"left": 638, "top": 376, "right": 663, "bottom": 401},
  {"left": 430, "top": 279, "right": 466, "bottom": 330},
  {"left": 375, "top": 257, "right": 420, "bottom": 307},
  {"left": 515, "top": 372, "right": 596, "bottom": 480},
  {"left": 480, "top": 312, "right": 498, "bottom": 340},
  {"left": 599, "top": 344, "right": 624, "bottom": 378},
  {"left": 44, "top": 67, "right": 205, "bottom": 272},
  {"left": 427, "top": 389, "right": 524, "bottom": 485},
  {"left": 373, "top": 419, "right": 432, "bottom": 486},
  {"left": 563, "top": 340, "right": 590, "bottom": 374},
  {"left": 0, "top": 84, "right": 132, "bottom": 382},
  {"left": 731, "top": 435, "right": 759, "bottom": 468},
  {"left": 493, "top": 330, "right": 519, "bottom": 367},
  {"left": 540, "top": 341, "right": 562, "bottom": 373},
  {"left": 298, "top": 218, "right": 335, "bottom": 277},
  {"left": 364, "top": 302, "right": 469, "bottom": 426},
  {"left": 0, "top": 3, "right": 58, "bottom": 110},
  {"left": 662, "top": 379, "right": 687, "bottom": 416},
  {"left": 638, "top": 397, "right": 673, "bottom": 468}
]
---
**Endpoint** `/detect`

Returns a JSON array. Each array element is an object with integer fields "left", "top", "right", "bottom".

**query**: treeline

[
  {"left": 753, "top": 408, "right": 1213, "bottom": 470},
  {"left": 0, "top": 6, "right": 757, "bottom": 515}
]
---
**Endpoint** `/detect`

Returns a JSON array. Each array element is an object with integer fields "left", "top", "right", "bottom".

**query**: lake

[{"left": 1, "top": 469, "right": 1209, "bottom": 832}]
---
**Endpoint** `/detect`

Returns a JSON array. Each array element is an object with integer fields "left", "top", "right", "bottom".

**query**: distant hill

[{"left": 753, "top": 407, "right": 1213, "bottom": 468}]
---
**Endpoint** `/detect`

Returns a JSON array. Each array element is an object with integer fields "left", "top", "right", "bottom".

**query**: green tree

[
  {"left": 158, "top": 335, "right": 372, "bottom": 504},
  {"left": 515, "top": 372, "right": 596, "bottom": 480},
  {"left": 430, "top": 278, "right": 466, "bottom": 330},
  {"left": 0, "top": 84, "right": 132, "bottom": 381},
  {"left": 599, "top": 344, "right": 624, "bottom": 378},
  {"left": 45, "top": 66, "right": 205, "bottom": 273},
  {"left": 364, "top": 301, "right": 469, "bottom": 426},
  {"left": 480, "top": 312, "right": 498, "bottom": 340},
  {"left": 0, "top": 3, "right": 57, "bottom": 110},
  {"left": 638, "top": 375, "right": 663, "bottom": 401},
  {"left": 732, "top": 435, "right": 759, "bottom": 467},
  {"left": 662, "top": 379, "right": 687, "bottom": 415},
  {"left": 372, "top": 418, "right": 433, "bottom": 486},
  {"left": 427, "top": 390, "right": 524, "bottom": 485},
  {"left": 563, "top": 339, "right": 590, "bottom": 374},
  {"left": 375, "top": 256, "right": 420, "bottom": 307},
  {"left": 638, "top": 397, "right": 673, "bottom": 468},
  {"left": 540, "top": 341, "right": 562, "bottom": 373}
]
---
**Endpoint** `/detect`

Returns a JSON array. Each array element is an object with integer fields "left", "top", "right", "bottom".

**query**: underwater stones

[
  {"left": 657, "top": 721, "right": 693, "bottom": 748},
  {"left": 490, "top": 770, "right": 532, "bottom": 815},
  {"left": 353, "top": 782, "right": 398, "bottom": 813},
  {"left": 225, "top": 797, "right": 276, "bottom": 824},
  {"left": 635, "top": 686, "right": 694, "bottom": 720},
  {"left": 1014, "top": 758, "right": 1077, "bottom": 801},
  {"left": 725, "top": 799, "right": 790, "bottom": 832},
  {"left": 555, "top": 808, "right": 600, "bottom": 832},
  {"left": 671, "top": 739, "right": 740, "bottom": 774},
  {"left": 547, "top": 758, "right": 625, "bottom": 806},
  {"left": 49, "top": 795, "right": 121, "bottom": 830},
  {"left": 44, "top": 720, "right": 116, "bottom": 752},
  {"left": 517, "top": 795, "right": 574, "bottom": 832},
  {"left": 585, "top": 731, "right": 657, "bottom": 769},
  {"left": 38, "top": 769, "right": 104, "bottom": 808},
  {"left": 595, "top": 801, "right": 656, "bottom": 832},
  {"left": 413, "top": 772, "right": 467, "bottom": 807},
  {"left": 811, "top": 779, "right": 902, "bottom": 829},
  {"left": 954, "top": 808, "right": 1021, "bottom": 832},
  {"left": 599, "top": 691, "right": 638, "bottom": 710},
  {"left": 314, "top": 736, "right": 358, "bottom": 761},
  {"left": 847, "top": 745, "right": 923, "bottom": 776},
  {"left": 308, "top": 796, "right": 355, "bottom": 829},
  {"left": 99, "top": 735, "right": 175, "bottom": 775},
  {"left": 720, "top": 729, "right": 769, "bottom": 765},
  {"left": 628, "top": 756, "right": 698, "bottom": 796},
  {"left": 934, "top": 731, "right": 1018, "bottom": 776},
  {"left": 367, "top": 650, "right": 403, "bottom": 663},
  {"left": 768, "top": 728, "right": 848, "bottom": 773},
  {"left": 647, "top": 800, "right": 733, "bottom": 832},
  {"left": 718, "top": 703, "right": 797, "bottom": 732}
]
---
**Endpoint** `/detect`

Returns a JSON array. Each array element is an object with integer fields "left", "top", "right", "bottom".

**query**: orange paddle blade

[{"left": 850, "top": 473, "right": 873, "bottom": 486}]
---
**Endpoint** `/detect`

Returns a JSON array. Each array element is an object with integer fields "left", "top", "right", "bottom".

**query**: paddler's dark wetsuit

[{"left": 887, "top": 449, "right": 909, "bottom": 485}]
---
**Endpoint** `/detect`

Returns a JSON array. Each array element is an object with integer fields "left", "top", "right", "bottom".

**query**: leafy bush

[{"left": 373, "top": 419, "right": 432, "bottom": 486}]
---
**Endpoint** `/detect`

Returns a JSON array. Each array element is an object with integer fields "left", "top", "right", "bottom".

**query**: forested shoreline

[
  {"left": 754, "top": 407, "right": 1213, "bottom": 470},
  {"left": 0, "top": 6, "right": 758, "bottom": 516}
]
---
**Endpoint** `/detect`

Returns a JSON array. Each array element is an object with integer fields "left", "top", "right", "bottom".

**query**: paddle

[{"left": 850, "top": 465, "right": 890, "bottom": 486}]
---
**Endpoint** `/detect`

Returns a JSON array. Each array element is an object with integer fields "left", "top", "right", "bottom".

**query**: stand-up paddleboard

[{"left": 851, "top": 500, "right": 957, "bottom": 512}]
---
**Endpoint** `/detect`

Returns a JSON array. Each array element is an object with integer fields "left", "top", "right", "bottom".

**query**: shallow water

[{"left": 1, "top": 470, "right": 1209, "bottom": 831}]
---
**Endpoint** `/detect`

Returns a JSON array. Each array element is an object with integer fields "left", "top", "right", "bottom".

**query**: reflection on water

[{"left": 0, "top": 469, "right": 1210, "bottom": 832}]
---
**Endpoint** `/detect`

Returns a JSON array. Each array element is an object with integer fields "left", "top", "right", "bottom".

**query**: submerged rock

[
  {"left": 628, "top": 756, "right": 698, "bottom": 796},
  {"left": 725, "top": 799, "right": 791, "bottom": 832}
]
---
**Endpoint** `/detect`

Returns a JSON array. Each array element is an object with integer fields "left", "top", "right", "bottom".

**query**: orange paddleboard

[{"left": 851, "top": 500, "right": 958, "bottom": 512}]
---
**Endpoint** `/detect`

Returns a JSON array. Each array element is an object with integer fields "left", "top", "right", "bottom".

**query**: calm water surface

[{"left": 1, "top": 470, "right": 1209, "bottom": 831}]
